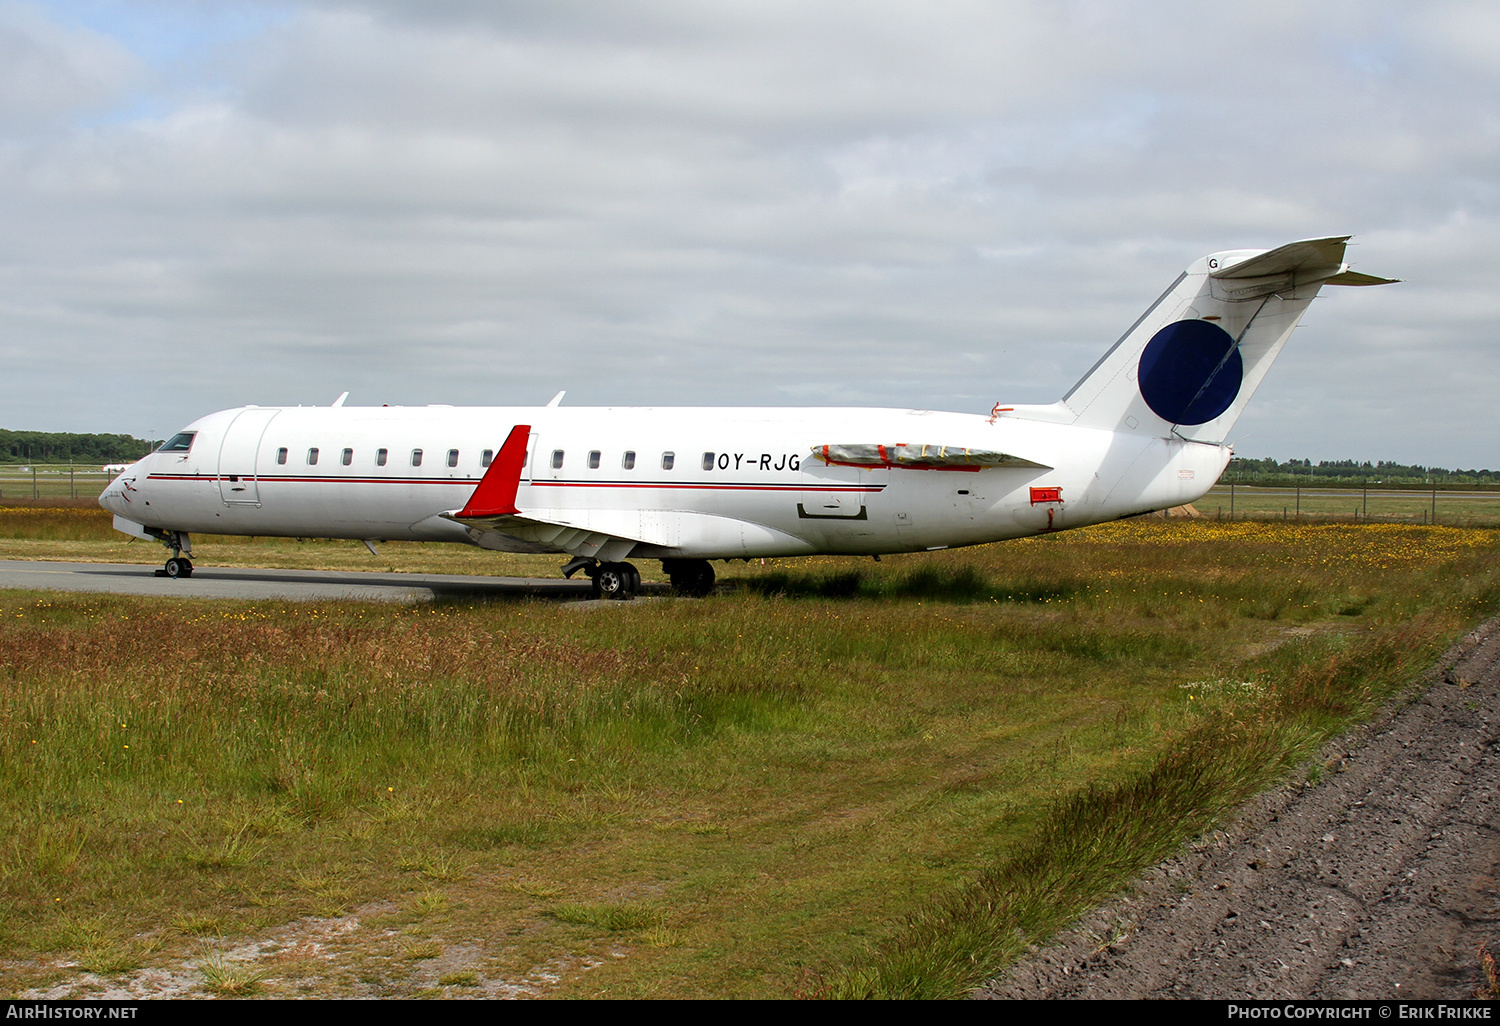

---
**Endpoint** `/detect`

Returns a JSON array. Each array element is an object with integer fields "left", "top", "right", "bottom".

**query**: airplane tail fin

[{"left": 1054, "top": 237, "right": 1395, "bottom": 439}]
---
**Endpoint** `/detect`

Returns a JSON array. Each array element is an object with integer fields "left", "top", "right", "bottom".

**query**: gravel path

[{"left": 980, "top": 618, "right": 1500, "bottom": 1001}]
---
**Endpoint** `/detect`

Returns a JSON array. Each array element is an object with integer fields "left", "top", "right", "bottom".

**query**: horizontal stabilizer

[
  {"left": 1323, "top": 269, "right": 1400, "bottom": 286},
  {"left": 1210, "top": 236, "right": 1396, "bottom": 292},
  {"left": 1211, "top": 236, "right": 1352, "bottom": 280},
  {"left": 810, "top": 443, "right": 1050, "bottom": 471}
]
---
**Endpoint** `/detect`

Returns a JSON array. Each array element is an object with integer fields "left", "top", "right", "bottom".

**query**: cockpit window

[{"left": 159, "top": 432, "right": 196, "bottom": 452}]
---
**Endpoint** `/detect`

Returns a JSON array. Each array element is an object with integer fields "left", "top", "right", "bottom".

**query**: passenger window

[
  {"left": 481, "top": 449, "right": 493, "bottom": 468},
  {"left": 622, "top": 450, "right": 636, "bottom": 470},
  {"left": 411, "top": 449, "right": 423, "bottom": 467},
  {"left": 277, "top": 448, "right": 288, "bottom": 465},
  {"left": 447, "top": 449, "right": 459, "bottom": 468},
  {"left": 376, "top": 448, "right": 388, "bottom": 467},
  {"left": 588, "top": 450, "right": 601, "bottom": 469},
  {"left": 307, "top": 448, "right": 320, "bottom": 465},
  {"left": 701, "top": 452, "right": 715, "bottom": 471},
  {"left": 342, "top": 448, "right": 353, "bottom": 466},
  {"left": 551, "top": 450, "right": 564, "bottom": 470},
  {"left": 661, "top": 451, "right": 675, "bottom": 470}
]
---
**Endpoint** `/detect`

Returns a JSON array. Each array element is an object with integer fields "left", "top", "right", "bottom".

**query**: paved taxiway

[{"left": 0, "top": 559, "right": 650, "bottom": 603}]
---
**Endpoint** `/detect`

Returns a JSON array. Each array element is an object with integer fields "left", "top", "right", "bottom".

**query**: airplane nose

[
  {"left": 99, "top": 470, "right": 137, "bottom": 516},
  {"left": 99, "top": 484, "right": 124, "bottom": 515}
]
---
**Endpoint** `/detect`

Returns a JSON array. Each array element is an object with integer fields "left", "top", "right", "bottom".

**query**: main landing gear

[
  {"left": 593, "top": 561, "right": 642, "bottom": 600},
  {"left": 661, "top": 558, "right": 715, "bottom": 598},
  {"left": 561, "top": 557, "right": 642, "bottom": 600},
  {"left": 558, "top": 557, "right": 716, "bottom": 599},
  {"left": 151, "top": 530, "right": 194, "bottom": 579}
]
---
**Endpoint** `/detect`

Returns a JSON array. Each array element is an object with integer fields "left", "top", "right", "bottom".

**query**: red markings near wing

[{"left": 455, "top": 424, "right": 531, "bottom": 518}]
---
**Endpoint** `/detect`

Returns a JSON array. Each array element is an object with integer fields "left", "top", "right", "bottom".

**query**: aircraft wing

[
  {"left": 810, "top": 442, "right": 1051, "bottom": 471},
  {"left": 437, "top": 423, "right": 643, "bottom": 560},
  {"left": 442, "top": 506, "right": 665, "bottom": 561}
]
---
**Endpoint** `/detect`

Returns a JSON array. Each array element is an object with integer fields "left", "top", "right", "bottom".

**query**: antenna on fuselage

[
  {"left": 546, "top": 390, "right": 565, "bottom": 407},
  {"left": 332, "top": 391, "right": 349, "bottom": 407}
]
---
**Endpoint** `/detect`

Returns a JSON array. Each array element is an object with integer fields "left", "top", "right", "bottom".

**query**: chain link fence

[{"left": 0, "top": 464, "right": 119, "bottom": 501}]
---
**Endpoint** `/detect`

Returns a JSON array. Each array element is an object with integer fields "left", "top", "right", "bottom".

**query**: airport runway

[{"left": 0, "top": 559, "right": 641, "bottom": 603}]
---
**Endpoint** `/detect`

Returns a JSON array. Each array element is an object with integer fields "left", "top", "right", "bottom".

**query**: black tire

[
  {"left": 622, "top": 562, "right": 642, "bottom": 595},
  {"left": 180, "top": 558, "right": 194, "bottom": 578},
  {"left": 595, "top": 562, "right": 632, "bottom": 600},
  {"left": 664, "top": 559, "right": 714, "bottom": 598},
  {"left": 164, "top": 557, "right": 184, "bottom": 579}
]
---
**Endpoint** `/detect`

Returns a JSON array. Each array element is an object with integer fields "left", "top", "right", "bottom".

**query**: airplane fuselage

[{"left": 100, "top": 403, "right": 1228, "bottom": 560}]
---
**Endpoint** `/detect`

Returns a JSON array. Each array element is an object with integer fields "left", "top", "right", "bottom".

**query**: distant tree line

[
  {"left": 0, "top": 430, "right": 163, "bottom": 464},
  {"left": 1223, "top": 457, "right": 1500, "bottom": 489}
]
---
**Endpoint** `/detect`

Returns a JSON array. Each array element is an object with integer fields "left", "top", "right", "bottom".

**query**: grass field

[
  {"left": 1, "top": 510, "right": 1497, "bottom": 998},
  {"left": 1201, "top": 485, "right": 1500, "bottom": 527}
]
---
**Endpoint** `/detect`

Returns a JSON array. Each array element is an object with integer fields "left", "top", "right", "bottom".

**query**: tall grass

[
  {"left": 821, "top": 619, "right": 1449, "bottom": 998},
  {"left": 0, "top": 506, "right": 117, "bottom": 541},
  {"left": 4, "top": 603, "right": 804, "bottom": 805}
]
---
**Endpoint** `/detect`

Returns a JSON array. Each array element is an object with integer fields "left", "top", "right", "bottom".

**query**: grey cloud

[
  {"left": 0, "top": 2, "right": 144, "bottom": 132},
  {"left": 0, "top": 1, "right": 1495, "bottom": 467}
]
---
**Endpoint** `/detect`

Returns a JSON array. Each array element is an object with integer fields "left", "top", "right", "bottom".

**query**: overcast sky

[{"left": 2, "top": 1, "right": 1495, "bottom": 467}]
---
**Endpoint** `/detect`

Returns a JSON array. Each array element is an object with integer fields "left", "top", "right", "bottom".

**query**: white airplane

[{"left": 101, "top": 236, "right": 1393, "bottom": 598}]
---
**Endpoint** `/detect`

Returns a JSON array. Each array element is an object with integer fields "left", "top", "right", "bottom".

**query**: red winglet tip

[{"left": 456, "top": 424, "right": 530, "bottom": 519}]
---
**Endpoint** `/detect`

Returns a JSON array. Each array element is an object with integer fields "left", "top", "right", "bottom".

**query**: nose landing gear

[{"left": 150, "top": 530, "right": 194, "bottom": 579}]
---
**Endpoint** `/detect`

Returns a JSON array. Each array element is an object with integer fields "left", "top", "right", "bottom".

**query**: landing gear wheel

[
  {"left": 622, "top": 562, "right": 641, "bottom": 595},
  {"left": 663, "top": 559, "right": 715, "bottom": 598},
  {"left": 154, "top": 531, "right": 194, "bottom": 578},
  {"left": 594, "top": 562, "right": 635, "bottom": 600}
]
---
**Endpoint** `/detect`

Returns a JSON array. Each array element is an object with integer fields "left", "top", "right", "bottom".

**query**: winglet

[{"left": 455, "top": 424, "right": 531, "bottom": 518}]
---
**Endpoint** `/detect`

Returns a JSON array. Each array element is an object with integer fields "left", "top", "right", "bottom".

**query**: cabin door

[{"left": 217, "top": 408, "right": 280, "bottom": 506}]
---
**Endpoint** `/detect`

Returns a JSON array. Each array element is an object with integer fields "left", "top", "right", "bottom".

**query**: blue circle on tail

[{"left": 1137, "top": 320, "right": 1243, "bottom": 425}]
